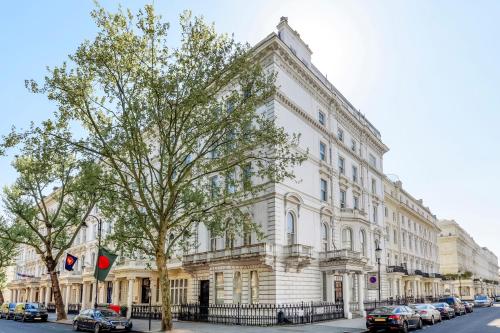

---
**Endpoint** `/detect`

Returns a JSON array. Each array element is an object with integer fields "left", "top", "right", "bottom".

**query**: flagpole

[{"left": 93, "top": 216, "right": 102, "bottom": 310}]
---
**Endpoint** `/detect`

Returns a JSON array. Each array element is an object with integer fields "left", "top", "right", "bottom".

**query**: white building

[{"left": 383, "top": 178, "right": 443, "bottom": 300}]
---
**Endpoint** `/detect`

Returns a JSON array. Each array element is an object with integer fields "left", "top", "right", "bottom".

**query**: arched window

[
  {"left": 360, "top": 229, "right": 367, "bottom": 256},
  {"left": 225, "top": 230, "right": 234, "bottom": 249},
  {"left": 286, "top": 212, "right": 296, "bottom": 245},
  {"left": 342, "top": 228, "right": 353, "bottom": 250},
  {"left": 321, "top": 223, "right": 328, "bottom": 252}
]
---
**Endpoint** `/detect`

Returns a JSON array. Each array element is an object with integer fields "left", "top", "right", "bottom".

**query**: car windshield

[
  {"left": 26, "top": 304, "right": 43, "bottom": 310},
  {"left": 412, "top": 305, "right": 427, "bottom": 310},
  {"left": 475, "top": 295, "right": 487, "bottom": 300},
  {"left": 97, "top": 310, "right": 119, "bottom": 317},
  {"left": 370, "top": 306, "right": 397, "bottom": 315},
  {"left": 432, "top": 303, "right": 446, "bottom": 307},
  {"left": 440, "top": 298, "right": 454, "bottom": 305}
]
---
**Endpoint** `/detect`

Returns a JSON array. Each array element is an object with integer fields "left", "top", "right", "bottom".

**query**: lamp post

[
  {"left": 148, "top": 288, "right": 152, "bottom": 331},
  {"left": 458, "top": 270, "right": 462, "bottom": 297},
  {"left": 88, "top": 215, "right": 102, "bottom": 310},
  {"left": 375, "top": 243, "right": 382, "bottom": 302}
]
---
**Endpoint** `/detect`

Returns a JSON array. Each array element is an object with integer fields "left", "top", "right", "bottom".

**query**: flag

[
  {"left": 65, "top": 253, "right": 78, "bottom": 271},
  {"left": 94, "top": 247, "right": 117, "bottom": 282}
]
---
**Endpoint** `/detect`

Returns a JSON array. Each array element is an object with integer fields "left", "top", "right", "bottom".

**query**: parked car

[
  {"left": 495, "top": 295, "right": 500, "bottom": 302},
  {"left": 474, "top": 295, "right": 493, "bottom": 307},
  {"left": 0, "top": 303, "right": 16, "bottom": 320},
  {"left": 366, "top": 305, "right": 423, "bottom": 333},
  {"left": 438, "top": 296, "right": 466, "bottom": 315},
  {"left": 73, "top": 308, "right": 133, "bottom": 332},
  {"left": 13, "top": 302, "right": 48, "bottom": 322},
  {"left": 432, "top": 302, "right": 456, "bottom": 319},
  {"left": 410, "top": 304, "right": 442, "bottom": 325},
  {"left": 463, "top": 301, "right": 474, "bottom": 313}
]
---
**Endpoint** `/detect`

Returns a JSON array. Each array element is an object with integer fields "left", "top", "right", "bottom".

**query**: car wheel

[
  {"left": 73, "top": 321, "right": 80, "bottom": 331},
  {"left": 431, "top": 316, "right": 435, "bottom": 325},
  {"left": 418, "top": 318, "right": 423, "bottom": 329},
  {"left": 400, "top": 321, "right": 409, "bottom": 333},
  {"left": 94, "top": 323, "right": 100, "bottom": 333}
]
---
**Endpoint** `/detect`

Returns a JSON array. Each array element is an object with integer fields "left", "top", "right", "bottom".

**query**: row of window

[{"left": 214, "top": 271, "right": 259, "bottom": 304}]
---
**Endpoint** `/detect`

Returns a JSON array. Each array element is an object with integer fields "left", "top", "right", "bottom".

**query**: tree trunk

[
  {"left": 47, "top": 260, "right": 67, "bottom": 321},
  {"left": 157, "top": 251, "right": 172, "bottom": 331},
  {"left": 0, "top": 289, "right": 4, "bottom": 304}
]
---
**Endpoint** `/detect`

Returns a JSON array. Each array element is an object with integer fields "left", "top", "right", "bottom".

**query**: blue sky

[{"left": 1, "top": 1, "right": 499, "bottom": 260}]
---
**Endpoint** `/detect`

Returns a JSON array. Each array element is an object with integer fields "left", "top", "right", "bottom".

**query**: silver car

[
  {"left": 474, "top": 295, "right": 493, "bottom": 307},
  {"left": 410, "top": 304, "right": 442, "bottom": 325}
]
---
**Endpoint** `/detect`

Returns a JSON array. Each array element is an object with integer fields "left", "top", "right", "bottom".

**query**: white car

[
  {"left": 410, "top": 304, "right": 442, "bottom": 325},
  {"left": 474, "top": 295, "right": 493, "bottom": 307}
]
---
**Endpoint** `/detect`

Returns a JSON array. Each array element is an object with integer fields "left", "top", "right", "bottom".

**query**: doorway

[
  {"left": 141, "top": 278, "right": 150, "bottom": 304},
  {"left": 334, "top": 276, "right": 343, "bottom": 303},
  {"left": 199, "top": 280, "right": 209, "bottom": 321}
]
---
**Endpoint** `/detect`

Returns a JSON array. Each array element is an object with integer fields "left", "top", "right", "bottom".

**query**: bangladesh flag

[{"left": 94, "top": 248, "right": 118, "bottom": 282}]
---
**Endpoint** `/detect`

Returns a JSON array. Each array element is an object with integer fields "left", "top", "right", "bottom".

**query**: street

[{"left": 0, "top": 306, "right": 500, "bottom": 333}]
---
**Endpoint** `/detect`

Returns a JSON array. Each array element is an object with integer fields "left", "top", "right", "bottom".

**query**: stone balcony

[
  {"left": 338, "top": 208, "right": 368, "bottom": 222},
  {"left": 282, "top": 244, "right": 313, "bottom": 271},
  {"left": 387, "top": 265, "right": 408, "bottom": 275},
  {"left": 319, "top": 249, "right": 369, "bottom": 273},
  {"left": 182, "top": 243, "right": 276, "bottom": 271}
]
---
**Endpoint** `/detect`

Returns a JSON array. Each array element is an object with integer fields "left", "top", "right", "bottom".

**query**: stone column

[
  {"left": 412, "top": 281, "right": 417, "bottom": 297},
  {"left": 342, "top": 273, "right": 351, "bottom": 319},
  {"left": 358, "top": 273, "right": 365, "bottom": 317},
  {"left": 45, "top": 286, "right": 51, "bottom": 305},
  {"left": 112, "top": 280, "right": 119, "bottom": 305},
  {"left": 81, "top": 283, "right": 87, "bottom": 309},
  {"left": 326, "top": 274, "right": 333, "bottom": 302},
  {"left": 126, "top": 278, "right": 134, "bottom": 318},
  {"left": 64, "top": 284, "right": 71, "bottom": 313}
]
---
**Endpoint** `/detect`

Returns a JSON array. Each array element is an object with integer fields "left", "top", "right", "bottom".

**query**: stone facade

[{"left": 437, "top": 219, "right": 499, "bottom": 300}]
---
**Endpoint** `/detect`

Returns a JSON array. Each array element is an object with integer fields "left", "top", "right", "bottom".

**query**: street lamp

[{"left": 375, "top": 242, "right": 382, "bottom": 302}]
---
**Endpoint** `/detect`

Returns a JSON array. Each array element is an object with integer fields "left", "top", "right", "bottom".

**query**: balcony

[
  {"left": 339, "top": 208, "right": 367, "bottom": 221},
  {"left": 282, "top": 244, "right": 313, "bottom": 271},
  {"left": 414, "top": 269, "right": 424, "bottom": 276},
  {"left": 182, "top": 243, "right": 275, "bottom": 271},
  {"left": 387, "top": 265, "right": 408, "bottom": 275},
  {"left": 319, "top": 249, "right": 368, "bottom": 273}
]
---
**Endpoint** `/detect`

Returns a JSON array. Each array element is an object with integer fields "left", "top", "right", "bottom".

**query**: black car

[
  {"left": 463, "top": 301, "right": 474, "bottom": 313},
  {"left": 366, "top": 305, "right": 423, "bottom": 333},
  {"left": 438, "top": 296, "right": 465, "bottom": 316},
  {"left": 73, "top": 309, "right": 132, "bottom": 332},
  {"left": 13, "top": 302, "right": 48, "bottom": 322},
  {"left": 432, "top": 302, "right": 455, "bottom": 319}
]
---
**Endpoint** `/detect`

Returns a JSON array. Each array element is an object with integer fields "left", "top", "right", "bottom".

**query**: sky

[{"left": 1, "top": 1, "right": 499, "bottom": 260}]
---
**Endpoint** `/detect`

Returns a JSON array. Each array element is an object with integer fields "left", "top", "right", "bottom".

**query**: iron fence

[
  {"left": 47, "top": 303, "right": 56, "bottom": 313},
  {"left": 68, "top": 304, "right": 82, "bottom": 315},
  {"left": 132, "top": 302, "right": 344, "bottom": 326}
]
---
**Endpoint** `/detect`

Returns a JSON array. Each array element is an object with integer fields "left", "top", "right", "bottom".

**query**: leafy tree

[
  {"left": 0, "top": 238, "right": 17, "bottom": 304},
  {"left": 0, "top": 120, "right": 101, "bottom": 320},
  {"left": 27, "top": 5, "right": 304, "bottom": 330}
]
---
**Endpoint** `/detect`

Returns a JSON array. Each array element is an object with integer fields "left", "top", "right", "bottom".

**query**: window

[
  {"left": 369, "top": 154, "right": 377, "bottom": 168},
  {"left": 215, "top": 273, "right": 224, "bottom": 304},
  {"left": 340, "top": 190, "right": 346, "bottom": 208},
  {"left": 384, "top": 207, "right": 388, "bottom": 217},
  {"left": 210, "top": 176, "right": 219, "bottom": 198},
  {"left": 351, "top": 139, "right": 357, "bottom": 152},
  {"left": 319, "top": 142, "right": 326, "bottom": 161},
  {"left": 321, "top": 223, "right": 328, "bottom": 252},
  {"left": 393, "top": 229, "right": 398, "bottom": 244},
  {"left": 233, "top": 272, "right": 242, "bottom": 304},
  {"left": 170, "top": 279, "right": 188, "bottom": 304},
  {"left": 225, "top": 230, "right": 234, "bottom": 249},
  {"left": 337, "top": 128, "right": 344, "bottom": 142},
  {"left": 250, "top": 271, "right": 259, "bottom": 304},
  {"left": 338, "top": 157, "right": 345, "bottom": 174},
  {"left": 318, "top": 111, "right": 325, "bottom": 125},
  {"left": 320, "top": 179, "right": 328, "bottom": 201},
  {"left": 243, "top": 228, "right": 252, "bottom": 246},
  {"left": 373, "top": 205, "right": 378, "bottom": 223},
  {"left": 352, "top": 165, "right": 358, "bottom": 183},
  {"left": 371, "top": 179, "right": 377, "bottom": 194},
  {"left": 286, "top": 212, "right": 296, "bottom": 245},
  {"left": 226, "top": 170, "right": 236, "bottom": 194},
  {"left": 342, "top": 228, "right": 353, "bottom": 250},
  {"left": 242, "top": 163, "right": 252, "bottom": 191},
  {"left": 353, "top": 196, "right": 359, "bottom": 210},
  {"left": 210, "top": 232, "right": 217, "bottom": 251},
  {"left": 360, "top": 230, "right": 367, "bottom": 256}
]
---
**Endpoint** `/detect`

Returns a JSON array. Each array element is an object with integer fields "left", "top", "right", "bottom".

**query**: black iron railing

[
  {"left": 47, "top": 303, "right": 56, "bottom": 313},
  {"left": 132, "top": 302, "right": 343, "bottom": 326},
  {"left": 68, "top": 304, "right": 82, "bottom": 315}
]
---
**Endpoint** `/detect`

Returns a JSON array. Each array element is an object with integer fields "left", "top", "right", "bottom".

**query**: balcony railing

[
  {"left": 283, "top": 244, "right": 313, "bottom": 257},
  {"left": 183, "top": 243, "right": 274, "bottom": 265},
  {"left": 320, "top": 249, "right": 364, "bottom": 261},
  {"left": 387, "top": 265, "right": 408, "bottom": 274}
]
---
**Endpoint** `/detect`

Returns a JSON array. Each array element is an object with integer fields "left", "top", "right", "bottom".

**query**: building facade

[
  {"left": 438, "top": 219, "right": 499, "bottom": 300},
  {"left": 383, "top": 178, "right": 443, "bottom": 300}
]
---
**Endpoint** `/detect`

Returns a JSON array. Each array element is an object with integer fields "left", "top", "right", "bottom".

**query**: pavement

[{"left": 2, "top": 305, "right": 498, "bottom": 333}]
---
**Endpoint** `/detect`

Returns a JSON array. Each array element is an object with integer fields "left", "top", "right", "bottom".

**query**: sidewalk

[{"left": 49, "top": 313, "right": 368, "bottom": 333}]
